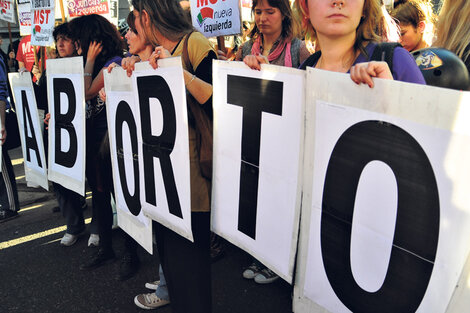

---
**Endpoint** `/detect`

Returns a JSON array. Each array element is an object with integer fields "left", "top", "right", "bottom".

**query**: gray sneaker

[
  {"left": 145, "top": 280, "right": 160, "bottom": 291},
  {"left": 60, "top": 233, "right": 78, "bottom": 246},
  {"left": 134, "top": 293, "right": 169, "bottom": 310},
  {"left": 242, "top": 262, "right": 263, "bottom": 279},
  {"left": 254, "top": 268, "right": 279, "bottom": 284}
]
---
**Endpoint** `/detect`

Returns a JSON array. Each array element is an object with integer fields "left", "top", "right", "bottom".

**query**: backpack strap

[
  {"left": 182, "top": 31, "right": 195, "bottom": 74},
  {"left": 370, "top": 42, "right": 402, "bottom": 77}
]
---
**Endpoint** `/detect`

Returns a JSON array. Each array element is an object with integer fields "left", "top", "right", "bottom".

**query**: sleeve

[
  {"left": 16, "top": 42, "right": 24, "bottom": 64},
  {"left": 188, "top": 32, "right": 215, "bottom": 70},
  {"left": 0, "top": 58, "right": 9, "bottom": 103},
  {"left": 392, "top": 47, "right": 426, "bottom": 85},
  {"left": 194, "top": 50, "right": 217, "bottom": 118}
]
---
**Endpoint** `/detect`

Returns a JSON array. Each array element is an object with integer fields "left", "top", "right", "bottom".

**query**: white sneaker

[
  {"left": 134, "top": 293, "right": 169, "bottom": 310},
  {"left": 60, "top": 233, "right": 78, "bottom": 246},
  {"left": 88, "top": 234, "right": 100, "bottom": 247},
  {"left": 145, "top": 280, "right": 160, "bottom": 291},
  {"left": 254, "top": 268, "right": 279, "bottom": 284}
]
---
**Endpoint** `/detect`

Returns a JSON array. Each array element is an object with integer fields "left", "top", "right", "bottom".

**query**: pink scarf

[{"left": 251, "top": 35, "right": 292, "bottom": 67}]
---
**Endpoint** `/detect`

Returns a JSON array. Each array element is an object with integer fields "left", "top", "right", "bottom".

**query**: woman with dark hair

[
  {"left": 123, "top": 0, "right": 216, "bottom": 311},
  {"left": 237, "top": 0, "right": 310, "bottom": 69},
  {"left": 392, "top": 0, "right": 435, "bottom": 52},
  {"left": 67, "top": 14, "right": 126, "bottom": 269}
]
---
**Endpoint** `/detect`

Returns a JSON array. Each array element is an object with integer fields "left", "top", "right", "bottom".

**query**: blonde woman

[
  {"left": 295, "top": 0, "right": 425, "bottom": 86},
  {"left": 434, "top": 0, "right": 470, "bottom": 74}
]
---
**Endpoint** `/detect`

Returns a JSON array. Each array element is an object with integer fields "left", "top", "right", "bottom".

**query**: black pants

[
  {"left": 154, "top": 212, "right": 212, "bottom": 313},
  {"left": 86, "top": 110, "right": 113, "bottom": 251},
  {"left": 54, "top": 182, "right": 85, "bottom": 235},
  {"left": 0, "top": 148, "right": 19, "bottom": 212}
]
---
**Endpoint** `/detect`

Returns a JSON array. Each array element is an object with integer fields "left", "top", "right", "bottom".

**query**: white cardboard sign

[
  {"left": 104, "top": 66, "right": 153, "bottom": 254},
  {"left": 8, "top": 72, "right": 48, "bottom": 190},
  {"left": 294, "top": 68, "right": 470, "bottom": 313},
  {"left": 212, "top": 60, "right": 304, "bottom": 283},
  {"left": 132, "top": 59, "right": 193, "bottom": 242},
  {"left": 46, "top": 57, "right": 86, "bottom": 196}
]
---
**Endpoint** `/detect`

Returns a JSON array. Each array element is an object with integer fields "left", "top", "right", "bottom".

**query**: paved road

[{"left": 0, "top": 147, "right": 293, "bottom": 313}]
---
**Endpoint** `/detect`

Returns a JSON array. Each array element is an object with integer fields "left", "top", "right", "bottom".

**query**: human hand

[
  {"left": 0, "top": 127, "right": 6, "bottom": 145},
  {"left": 87, "top": 41, "right": 103, "bottom": 62},
  {"left": 106, "top": 62, "right": 120, "bottom": 73},
  {"left": 350, "top": 61, "right": 393, "bottom": 88},
  {"left": 121, "top": 55, "right": 141, "bottom": 77},
  {"left": 149, "top": 46, "right": 171, "bottom": 70},
  {"left": 44, "top": 113, "right": 50, "bottom": 130},
  {"left": 8, "top": 51, "right": 15, "bottom": 59},
  {"left": 32, "top": 64, "right": 42, "bottom": 80},
  {"left": 217, "top": 49, "right": 228, "bottom": 61},
  {"left": 98, "top": 88, "right": 106, "bottom": 102},
  {"left": 243, "top": 54, "right": 269, "bottom": 71}
]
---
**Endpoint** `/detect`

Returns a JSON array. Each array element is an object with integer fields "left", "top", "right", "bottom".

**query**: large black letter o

[{"left": 321, "top": 120, "right": 439, "bottom": 313}]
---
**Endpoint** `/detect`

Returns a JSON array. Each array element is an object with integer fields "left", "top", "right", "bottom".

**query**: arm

[
  {"left": 149, "top": 46, "right": 215, "bottom": 105},
  {"left": 184, "top": 67, "right": 213, "bottom": 105},
  {"left": 83, "top": 41, "right": 104, "bottom": 100}
]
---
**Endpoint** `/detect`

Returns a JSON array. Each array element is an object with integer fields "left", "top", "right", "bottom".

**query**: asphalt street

[{"left": 0, "top": 147, "right": 293, "bottom": 313}]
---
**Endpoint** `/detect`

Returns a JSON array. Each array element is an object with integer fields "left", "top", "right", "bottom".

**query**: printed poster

[
  {"left": 67, "top": 0, "right": 109, "bottom": 17},
  {"left": 189, "top": 0, "right": 242, "bottom": 38},
  {"left": 0, "top": 0, "right": 16, "bottom": 23},
  {"left": 17, "top": 0, "right": 32, "bottom": 36},
  {"left": 31, "top": 0, "right": 55, "bottom": 46}
]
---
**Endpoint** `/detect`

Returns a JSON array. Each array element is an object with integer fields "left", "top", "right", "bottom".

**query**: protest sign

[
  {"left": 46, "top": 57, "right": 86, "bottom": 196},
  {"left": 131, "top": 59, "right": 193, "bottom": 242},
  {"left": 189, "top": 0, "right": 242, "bottom": 38},
  {"left": 212, "top": 61, "right": 304, "bottom": 283},
  {"left": 0, "top": 0, "right": 16, "bottom": 23},
  {"left": 104, "top": 66, "right": 153, "bottom": 254},
  {"left": 17, "top": 0, "right": 32, "bottom": 36},
  {"left": 67, "top": 0, "right": 109, "bottom": 17},
  {"left": 31, "top": 0, "right": 55, "bottom": 46},
  {"left": 8, "top": 72, "right": 48, "bottom": 190},
  {"left": 294, "top": 68, "right": 470, "bottom": 313}
]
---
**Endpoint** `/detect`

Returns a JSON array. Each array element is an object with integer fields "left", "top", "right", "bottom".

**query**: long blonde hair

[
  {"left": 434, "top": 0, "right": 470, "bottom": 64},
  {"left": 295, "top": 0, "right": 384, "bottom": 55}
]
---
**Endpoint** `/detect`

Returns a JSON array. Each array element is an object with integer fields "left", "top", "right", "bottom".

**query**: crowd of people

[{"left": 1, "top": 0, "right": 470, "bottom": 311}]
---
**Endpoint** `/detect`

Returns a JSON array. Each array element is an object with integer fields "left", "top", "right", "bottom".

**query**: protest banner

[
  {"left": 8, "top": 72, "right": 48, "bottom": 190},
  {"left": 131, "top": 59, "right": 193, "bottom": 242},
  {"left": 104, "top": 66, "right": 153, "bottom": 254},
  {"left": 0, "top": 0, "right": 15, "bottom": 23},
  {"left": 189, "top": 0, "right": 242, "bottom": 38},
  {"left": 212, "top": 61, "right": 304, "bottom": 283},
  {"left": 46, "top": 57, "right": 86, "bottom": 196},
  {"left": 17, "top": 0, "right": 32, "bottom": 36},
  {"left": 66, "top": 0, "right": 109, "bottom": 17},
  {"left": 293, "top": 68, "right": 470, "bottom": 313},
  {"left": 31, "top": 0, "right": 55, "bottom": 46}
]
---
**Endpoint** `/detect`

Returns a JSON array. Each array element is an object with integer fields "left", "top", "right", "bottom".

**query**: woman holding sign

[
  {"left": 294, "top": 0, "right": 425, "bottom": 86},
  {"left": 238, "top": 0, "right": 311, "bottom": 69},
  {"left": 123, "top": 0, "right": 216, "bottom": 312},
  {"left": 68, "top": 14, "right": 126, "bottom": 270}
]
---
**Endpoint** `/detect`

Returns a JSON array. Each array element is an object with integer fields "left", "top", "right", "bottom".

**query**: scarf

[{"left": 251, "top": 35, "right": 292, "bottom": 67}]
